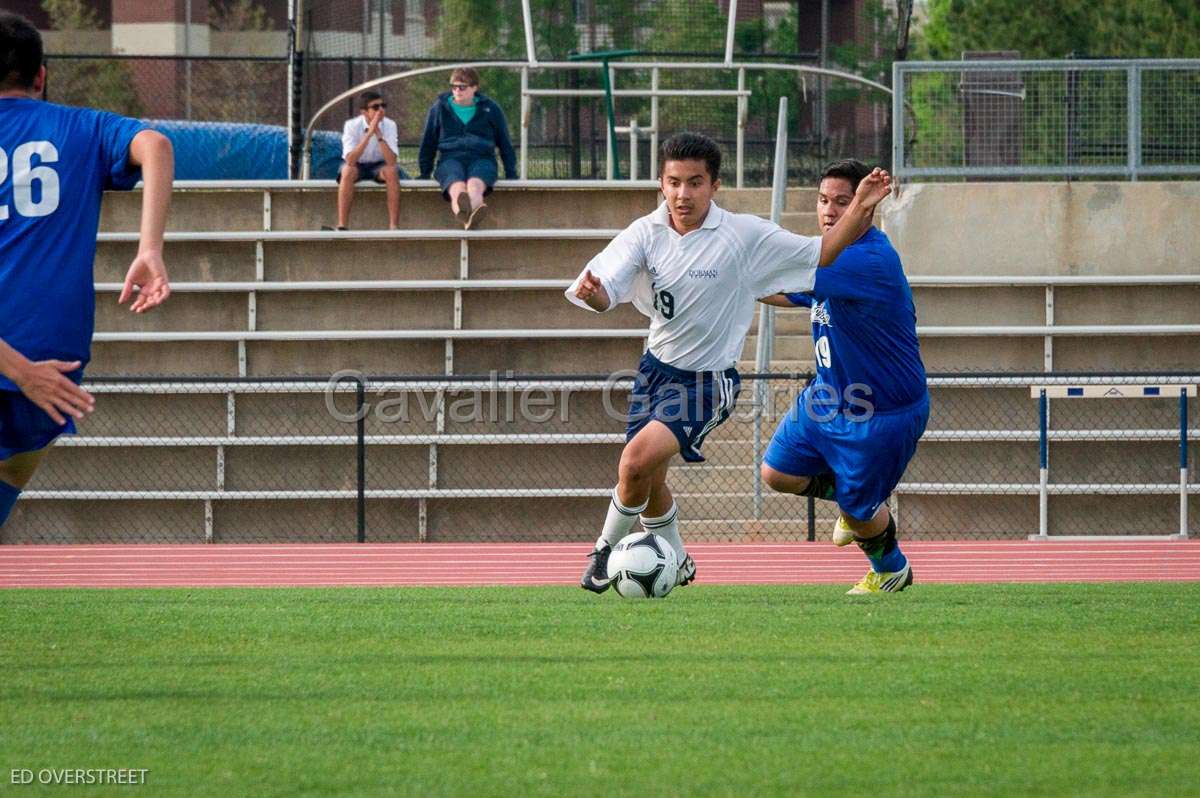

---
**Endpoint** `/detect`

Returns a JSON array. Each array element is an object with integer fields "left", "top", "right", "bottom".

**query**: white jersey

[
  {"left": 565, "top": 200, "right": 821, "bottom": 371},
  {"left": 341, "top": 115, "right": 399, "bottom": 164}
]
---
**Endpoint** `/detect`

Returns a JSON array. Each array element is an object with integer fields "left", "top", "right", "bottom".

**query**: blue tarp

[{"left": 146, "top": 120, "right": 344, "bottom": 180}]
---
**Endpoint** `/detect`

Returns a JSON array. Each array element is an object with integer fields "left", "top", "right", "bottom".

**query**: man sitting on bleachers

[{"left": 331, "top": 91, "right": 407, "bottom": 231}]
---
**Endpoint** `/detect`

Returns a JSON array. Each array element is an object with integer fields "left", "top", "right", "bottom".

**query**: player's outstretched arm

[
  {"left": 573, "top": 269, "right": 611, "bottom": 312},
  {"left": 757, "top": 294, "right": 798, "bottom": 307},
  {"left": 0, "top": 340, "right": 94, "bottom": 425},
  {"left": 817, "top": 167, "right": 891, "bottom": 266},
  {"left": 120, "top": 130, "right": 173, "bottom": 314}
]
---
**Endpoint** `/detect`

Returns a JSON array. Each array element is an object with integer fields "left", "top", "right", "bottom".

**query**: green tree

[
  {"left": 202, "top": 0, "right": 284, "bottom": 124},
  {"left": 420, "top": 0, "right": 579, "bottom": 173},
  {"left": 912, "top": 0, "right": 1200, "bottom": 170},
  {"left": 42, "top": 0, "right": 143, "bottom": 116},
  {"left": 919, "top": 0, "right": 1200, "bottom": 59}
]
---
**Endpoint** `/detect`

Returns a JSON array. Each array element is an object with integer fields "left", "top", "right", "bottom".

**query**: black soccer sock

[
  {"left": 855, "top": 515, "right": 905, "bottom": 572},
  {"left": 798, "top": 472, "right": 837, "bottom": 502}
]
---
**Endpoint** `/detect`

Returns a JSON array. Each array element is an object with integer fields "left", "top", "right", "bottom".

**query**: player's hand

[
  {"left": 854, "top": 167, "right": 892, "bottom": 210},
  {"left": 575, "top": 269, "right": 603, "bottom": 301},
  {"left": 119, "top": 250, "right": 171, "bottom": 313},
  {"left": 367, "top": 109, "right": 383, "bottom": 133},
  {"left": 13, "top": 360, "right": 94, "bottom": 426}
]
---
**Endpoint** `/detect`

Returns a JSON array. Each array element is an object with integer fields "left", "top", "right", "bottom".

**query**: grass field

[{"left": 2, "top": 584, "right": 1199, "bottom": 796}]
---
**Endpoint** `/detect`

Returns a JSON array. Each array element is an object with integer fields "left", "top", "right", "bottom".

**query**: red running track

[{"left": 0, "top": 540, "right": 1198, "bottom": 588}]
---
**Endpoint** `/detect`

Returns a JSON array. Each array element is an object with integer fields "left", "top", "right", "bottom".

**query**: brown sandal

[
  {"left": 453, "top": 192, "right": 472, "bottom": 225},
  {"left": 465, "top": 202, "right": 488, "bottom": 230}
]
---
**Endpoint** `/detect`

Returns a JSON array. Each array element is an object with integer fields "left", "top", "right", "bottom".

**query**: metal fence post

[
  {"left": 629, "top": 119, "right": 639, "bottom": 181},
  {"left": 520, "top": 66, "right": 530, "bottom": 180},
  {"left": 1127, "top": 63, "right": 1142, "bottom": 181},
  {"left": 736, "top": 68, "right": 746, "bottom": 188},
  {"left": 752, "top": 97, "right": 791, "bottom": 520},
  {"left": 892, "top": 61, "right": 905, "bottom": 177},
  {"left": 1038, "top": 388, "right": 1049, "bottom": 538},
  {"left": 287, "top": 0, "right": 304, "bottom": 180},
  {"left": 1181, "top": 388, "right": 1189, "bottom": 537},
  {"left": 356, "top": 376, "right": 366, "bottom": 543}
]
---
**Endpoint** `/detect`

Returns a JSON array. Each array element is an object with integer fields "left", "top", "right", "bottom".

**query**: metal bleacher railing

[
  {"left": 68, "top": 150, "right": 1197, "bottom": 544},
  {"left": 13, "top": 372, "right": 1197, "bottom": 543},
  {"left": 892, "top": 59, "right": 1200, "bottom": 181}
]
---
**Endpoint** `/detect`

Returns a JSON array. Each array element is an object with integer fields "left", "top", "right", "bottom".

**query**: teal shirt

[{"left": 451, "top": 100, "right": 476, "bottom": 126}]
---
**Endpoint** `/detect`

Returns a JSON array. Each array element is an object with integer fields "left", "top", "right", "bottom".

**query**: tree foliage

[
  {"left": 919, "top": 0, "right": 1200, "bottom": 59},
  {"left": 42, "top": 0, "right": 143, "bottom": 116}
]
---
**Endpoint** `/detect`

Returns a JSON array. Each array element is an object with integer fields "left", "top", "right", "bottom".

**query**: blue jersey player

[
  {"left": 760, "top": 159, "right": 928, "bottom": 594},
  {"left": 566, "top": 135, "right": 893, "bottom": 593},
  {"left": 0, "top": 13, "right": 173, "bottom": 530}
]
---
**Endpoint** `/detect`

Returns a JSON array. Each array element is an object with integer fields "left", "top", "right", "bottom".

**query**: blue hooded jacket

[{"left": 417, "top": 91, "right": 517, "bottom": 179}]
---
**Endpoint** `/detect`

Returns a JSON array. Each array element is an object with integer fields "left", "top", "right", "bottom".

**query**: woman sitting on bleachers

[{"left": 417, "top": 67, "right": 517, "bottom": 229}]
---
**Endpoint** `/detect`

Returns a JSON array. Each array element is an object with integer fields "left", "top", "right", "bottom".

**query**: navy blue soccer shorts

[
  {"left": 625, "top": 352, "right": 740, "bottom": 463},
  {"left": 764, "top": 390, "right": 929, "bottom": 521},
  {"left": 336, "top": 161, "right": 409, "bottom": 183},
  {"left": 0, "top": 390, "right": 75, "bottom": 462}
]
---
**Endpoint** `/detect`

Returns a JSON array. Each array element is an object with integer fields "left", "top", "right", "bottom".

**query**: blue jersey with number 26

[{"left": 0, "top": 97, "right": 145, "bottom": 390}]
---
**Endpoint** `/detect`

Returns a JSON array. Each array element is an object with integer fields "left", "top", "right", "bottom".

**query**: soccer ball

[{"left": 608, "top": 532, "right": 679, "bottom": 599}]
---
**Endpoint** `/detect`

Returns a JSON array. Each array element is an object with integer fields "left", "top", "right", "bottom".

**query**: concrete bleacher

[{"left": 4, "top": 181, "right": 1199, "bottom": 543}]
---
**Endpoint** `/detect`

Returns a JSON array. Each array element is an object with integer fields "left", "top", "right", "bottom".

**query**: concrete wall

[{"left": 879, "top": 181, "right": 1200, "bottom": 277}]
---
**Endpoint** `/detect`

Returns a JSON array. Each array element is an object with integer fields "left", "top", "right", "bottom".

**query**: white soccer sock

[
  {"left": 596, "top": 488, "right": 647, "bottom": 550},
  {"left": 640, "top": 502, "right": 684, "bottom": 561}
]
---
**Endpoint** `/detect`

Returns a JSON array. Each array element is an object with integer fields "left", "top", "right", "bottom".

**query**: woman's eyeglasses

[{"left": 450, "top": 83, "right": 473, "bottom": 91}]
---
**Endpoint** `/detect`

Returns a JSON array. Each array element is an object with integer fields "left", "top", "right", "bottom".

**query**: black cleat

[
  {"left": 580, "top": 545, "right": 613, "bottom": 593},
  {"left": 676, "top": 553, "right": 697, "bottom": 587}
]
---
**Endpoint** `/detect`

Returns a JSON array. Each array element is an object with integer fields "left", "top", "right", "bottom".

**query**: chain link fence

[
  {"left": 3, "top": 373, "right": 1195, "bottom": 544},
  {"left": 299, "top": 60, "right": 889, "bottom": 182},
  {"left": 895, "top": 59, "right": 1200, "bottom": 180},
  {"left": 44, "top": 54, "right": 289, "bottom": 124},
  {"left": 297, "top": 0, "right": 888, "bottom": 181},
  {"left": 42, "top": 54, "right": 308, "bottom": 180}
]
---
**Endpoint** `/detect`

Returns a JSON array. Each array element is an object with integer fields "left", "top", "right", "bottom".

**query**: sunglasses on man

[{"left": 367, "top": 102, "right": 387, "bottom": 110}]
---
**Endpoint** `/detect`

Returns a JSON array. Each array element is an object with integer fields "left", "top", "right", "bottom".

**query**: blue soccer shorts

[
  {"left": 0, "top": 390, "right": 75, "bottom": 462},
  {"left": 764, "top": 391, "right": 929, "bottom": 521},
  {"left": 625, "top": 352, "right": 740, "bottom": 463}
]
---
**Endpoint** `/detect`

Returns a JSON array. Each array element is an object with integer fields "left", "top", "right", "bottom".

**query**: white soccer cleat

[
  {"left": 676, "top": 553, "right": 696, "bottom": 586},
  {"left": 832, "top": 516, "right": 857, "bottom": 547},
  {"left": 846, "top": 562, "right": 913, "bottom": 595}
]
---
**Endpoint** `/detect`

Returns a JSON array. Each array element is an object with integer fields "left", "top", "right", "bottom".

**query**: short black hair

[
  {"left": 659, "top": 132, "right": 721, "bottom": 182},
  {"left": 819, "top": 159, "right": 872, "bottom": 192},
  {"left": 0, "top": 12, "right": 42, "bottom": 92},
  {"left": 359, "top": 90, "right": 383, "bottom": 107}
]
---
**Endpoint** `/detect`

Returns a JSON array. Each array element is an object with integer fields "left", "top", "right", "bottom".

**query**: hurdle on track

[{"left": 1031, "top": 383, "right": 1196, "bottom": 540}]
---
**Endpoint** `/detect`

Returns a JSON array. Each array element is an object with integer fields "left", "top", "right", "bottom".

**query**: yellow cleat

[
  {"left": 832, "top": 516, "right": 857, "bottom": 547},
  {"left": 846, "top": 562, "right": 913, "bottom": 595}
]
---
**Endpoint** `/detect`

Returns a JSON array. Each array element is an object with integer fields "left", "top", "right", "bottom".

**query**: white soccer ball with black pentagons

[{"left": 608, "top": 532, "right": 679, "bottom": 598}]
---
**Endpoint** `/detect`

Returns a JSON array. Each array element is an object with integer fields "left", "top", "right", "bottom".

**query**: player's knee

[
  {"left": 617, "top": 457, "right": 647, "bottom": 485},
  {"left": 760, "top": 464, "right": 783, "bottom": 491},
  {"left": 340, "top": 164, "right": 359, "bottom": 182},
  {"left": 761, "top": 464, "right": 802, "bottom": 494},
  {"left": 618, "top": 451, "right": 658, "bottom": 486}
]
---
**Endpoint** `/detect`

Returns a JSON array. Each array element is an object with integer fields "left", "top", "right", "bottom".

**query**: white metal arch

[{"left": 301, "top": 60, "right": 895, "bottom": 180}]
